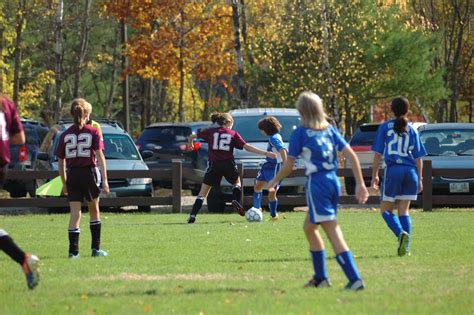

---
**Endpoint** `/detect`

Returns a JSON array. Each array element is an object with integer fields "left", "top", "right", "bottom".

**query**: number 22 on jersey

[{"left": 65, "top": 133, "right": 93, "bottom": 158}]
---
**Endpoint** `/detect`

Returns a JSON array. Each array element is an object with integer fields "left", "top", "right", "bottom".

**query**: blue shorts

[
  {"left": 256, "top": 162, "right": 281, "bottom": 189},
  {"left": 306, "top": 172, "right": 340, "bottom": 224},
  {"left": 381, "top": 165, "right": 419, "bottom": 202}
]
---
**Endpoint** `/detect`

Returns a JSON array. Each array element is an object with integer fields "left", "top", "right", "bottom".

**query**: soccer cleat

[
  {"left": 398, "top": 231, "right": 410, "bottom": 257},
  {"left": 271, "top": 214, "right": 279, "bottom": 222},
  {"left": 231, "top": 200, "right": 245, "bottom": 216},
  {"left": 304, "top": 277, "right": 331, "bottom": 288},
  {"left": 22, "top": 254, "right": 40, "bottom": 290},
  {"left": 91, "top": 249, "right": 108, "bottom": 257},
  {"left": 345, "top": 279, "right": 365, "bottom": 291},
  {"left": 187, "top": 215, "right": 196, "bottom": 224},
  {"left": 68, "top": 253, "right": 80, "bottom": 259}
]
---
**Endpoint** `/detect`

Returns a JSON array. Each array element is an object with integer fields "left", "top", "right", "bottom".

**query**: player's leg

[
  {"left": 223, "top": 161, "right": 245, "bottom": 216},
  {"left": 268, "top": 187, "right": 278, "bottom": 219},
  {"left": 253, "top": 180, "right": 266, "bottom": 209},
  {"left": 68, "top": 201, "right": 82, "bottom": 258},
  {"left": 188, "top": 183, "right": 212, "bottom": 224},
  {"left": 321, "top": 221, "right": 364, "bottom": 290},
  {"left": 397, "top": 200, "right": 411, "bottom": 256},
  {"left": 303, "top": 215, "right": 330, "bottom": 288},
  {"left": 380, "top": 167, "right": 404, "bottom": 238},
  {"left": 88, "top": 199, "right": 107, "bottom": 257},
  {"left": 0, "top": 229, "right": 40, "bottom": 289}
]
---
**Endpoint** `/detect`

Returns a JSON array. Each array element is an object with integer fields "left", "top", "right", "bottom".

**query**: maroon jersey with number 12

[
  {"left": 56, "top": 125, "right": 103, "bottom": 168},
  {"left": 0, "top": 97, "right": 23, "bottom": 166},
  {"left": 197, "top": 127, "right": 246, "bottom": 161}
]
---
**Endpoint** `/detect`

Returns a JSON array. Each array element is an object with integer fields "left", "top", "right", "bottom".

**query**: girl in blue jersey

[
  {"left": 268, "top": 92, "right": 369, "bottom": 290},
  {"left": 371, "top": 97, "right": 426, "bottom": 257},
  {"left": 252, "top": 116, "right": 287, "bottom": 220}
]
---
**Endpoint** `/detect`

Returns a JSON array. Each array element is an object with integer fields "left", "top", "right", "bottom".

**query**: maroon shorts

[
  {"left": 203, "top": 160, "right": 239, "bottom": 186},
  {"left": 66, "top": 167, "right": 100, "bottom": 202}
]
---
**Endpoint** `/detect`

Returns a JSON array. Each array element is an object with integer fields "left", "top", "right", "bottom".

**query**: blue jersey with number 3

[
  {"left": 288, "top": 126, "right": 348, "bottom": 176},
  {"left": 372, "top": 120, "right": 426, "bottom": 167}
]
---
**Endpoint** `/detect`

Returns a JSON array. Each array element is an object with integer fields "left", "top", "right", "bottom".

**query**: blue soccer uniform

[
  {"left": 288, "top": 125, "right": 348, "bottom": 223},
  {"left": 372, "top": 120, "right": 426, "bottom": 202}
]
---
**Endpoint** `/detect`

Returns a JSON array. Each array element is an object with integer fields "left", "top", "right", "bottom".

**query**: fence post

[
  {"left": 422, "top": 159, "right": 432, "bottom": 211},
  {"left": 237, "top": 162, "right": 244, "bottom": 206},
  {"left": 172, "top": 159, "right": 182, "bottom": 213}
]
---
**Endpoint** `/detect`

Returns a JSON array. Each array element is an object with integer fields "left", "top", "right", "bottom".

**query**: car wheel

[
  {"left": 138, "top": 205, "right": 152, "bottom": 212},
  {"left": 344, "top": 177, "right": 356, "bottom": 195},
  {"left": 207, "top": 186, "right": 226, "bottom": 213},
  {"left": 9, "top": 187, "right": 27, "bottom": 198},
  {"left": 191, "top": 187, "right": 200, "bottom": 196}
]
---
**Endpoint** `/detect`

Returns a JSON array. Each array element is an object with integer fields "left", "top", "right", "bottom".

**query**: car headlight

[{"left": 129, "top": 178, "right": 152, "bottom": 185}]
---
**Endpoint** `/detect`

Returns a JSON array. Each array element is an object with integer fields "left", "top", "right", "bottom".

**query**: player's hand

[
  {"left": 371, "top": 176, "right": 379, "bottom": 190},
  {"left": 266, "top": 152, "right": 277, "bottom": 159},
  {"left": 418, "top": 179, "right": 423, "bottom": 193},
  {"left": 102, "top": 181, "right": 110, "bottom": 193},
  {"left": 355, "top": 184, "right": 369, "bottom": 204},
  {"left": 62, "top": 186, "right": 68, "bottom": 196}
]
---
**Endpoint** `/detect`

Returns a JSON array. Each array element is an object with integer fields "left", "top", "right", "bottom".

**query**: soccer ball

[{"left": 245, "top": 207, "right": 263, "bottom": 222}]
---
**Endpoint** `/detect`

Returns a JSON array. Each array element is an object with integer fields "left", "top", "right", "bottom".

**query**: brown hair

[
  {"left": 210, "top": 112, "right": 233, "bottom": 128},
  {"left": 258, "top": 116, "right": 281, "bottom": 136},
  {"left": 391, "top": 96, "right": 409, "bottom": 135},
  {"left": 70, "top": 99, "right": 88, "bottom": 128},
  {"left": 295, "top": 91, "right": 329, "bottom": 129}
]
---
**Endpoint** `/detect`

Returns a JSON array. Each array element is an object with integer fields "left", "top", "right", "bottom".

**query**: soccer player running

[
  {"left": 268, "top": 92, "right": 369, "bottom": 290},
  {"left": 187, "top": 112, "right": 277, "bottom": 224},
  {"left": 371, "top": 97, "right": 426, "bottom": 257},
  {"left": 252, "top": 116, "right": 288, "bottom": 220},
  {"left": 56, "top": 99, "right": 109, "bottom": 258},
  {"left": 0, "top": 95, "right": 40, "bottom": 289}
]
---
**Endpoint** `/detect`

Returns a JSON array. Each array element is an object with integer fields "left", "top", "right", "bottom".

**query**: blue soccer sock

[
  {"left": 382, "top": 210, "right": 403, "bottom": 237},
  {"left": 253, "top": 191, "right": 262, "bottom": 209},
  {"left": 399, "top": 215, "right": 412, "bottom": 234},
  {"left": 336, "top": 251, "right": 361, "bottom": 283},
  {"left": 269, "top": 199, "right": 278, "bottom": 217},
  {"left": 310, "top": 250, "right": 328, "bottom": 281}
]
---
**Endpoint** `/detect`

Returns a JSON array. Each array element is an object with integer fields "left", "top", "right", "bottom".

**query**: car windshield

[
  {"left": 138, "top": 126, "right": 191, "bottom": 143},
  {"left": 103, "top": 134, "right": 141, "bottom": 160},
  {"left": 350, "top": 125, "right": 380, "bottom": 146},
  {"left": 232, "top": 115, "right": 300, "bottom": 142},
  {"left": 420, "top": 129, "right": 474, "bottom": 155}
]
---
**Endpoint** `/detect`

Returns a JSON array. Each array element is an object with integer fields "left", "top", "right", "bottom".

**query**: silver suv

[{"left": 207, "top": 108, "right": 306, "bottom": 212}]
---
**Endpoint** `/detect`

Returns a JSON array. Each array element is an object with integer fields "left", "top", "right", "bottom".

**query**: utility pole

[{"left": 121, "top": 21, "right": 130, "bottom": 132}]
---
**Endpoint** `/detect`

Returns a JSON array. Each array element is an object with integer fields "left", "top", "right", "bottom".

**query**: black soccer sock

[
  {"left": 191, "top": 197, "right": 205, "bottom": 216},
  {"left": 90, "top": 221, "right": 101, "bottom": 251},
  {"left": 68, "top": 228, "right": 80, "bottom": 256},
  {"left": 232, "top": 185, "right": 242, "bottom": 203},
  {"left": 0, "top": 235, "right": 26, "bottom": 265}
]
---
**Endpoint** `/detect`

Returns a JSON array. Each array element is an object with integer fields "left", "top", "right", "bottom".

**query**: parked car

[
  {"left": 36, "top": 119, "right": 154, "bottom": 211},
  {"left": 136, "top": 121, "right": 212, "bottom": 194},
  {"left": 4, "top": 118, "right": 49, "bottom": 197},
  {"left": 202, "top": 108, "right": 306, "bottom": 213},
  {"left": 418, "top": 123, "right": 474, "bottom": 195}
]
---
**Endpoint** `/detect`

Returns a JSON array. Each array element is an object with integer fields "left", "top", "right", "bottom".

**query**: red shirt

[
  {"left": 197, "top": 127, "right": 246, "bottom": 161},
  {"left": 0, "top": 97, "right": 23, "bottom": 166},
  {"left": 56, "top": 124, "right": 103, "bottom": 168}
]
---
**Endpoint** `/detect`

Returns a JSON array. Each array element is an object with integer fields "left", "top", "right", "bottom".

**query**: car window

[
  {"left": 350, "top": 125, "right": 380, "bottom": 146},
  {"left": 232, "top": 115, "right": 300, "bottom": 142},
  {"left": 138, "top": 127, "right": 192, "bottom": 143},
  {"left": 420, "top": 129, "right": 474, "bottom": 155},
  {"left": 103, "top": 134, "right": 141, "bottom": 160}
]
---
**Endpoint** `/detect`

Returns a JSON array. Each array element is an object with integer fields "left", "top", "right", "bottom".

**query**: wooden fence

[{"left": 1, "top": 160, "right": 473, "bottom": 212}]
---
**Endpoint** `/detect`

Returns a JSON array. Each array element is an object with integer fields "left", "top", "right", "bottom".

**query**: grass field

[{"left": 0, "top": 209, "right": 473, "bottom": 315}]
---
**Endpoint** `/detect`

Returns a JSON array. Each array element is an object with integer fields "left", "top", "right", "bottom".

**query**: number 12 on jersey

[{"left": 212, "top": 132, "right": 231, "bottom": 151}]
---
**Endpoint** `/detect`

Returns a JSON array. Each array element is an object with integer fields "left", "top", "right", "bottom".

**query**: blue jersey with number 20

[
  {"left": 372, "top": 120, "right": 426, "bottom": 167},
  {"left": 288, "top": 126, "right": 348, "bottom": 176}
]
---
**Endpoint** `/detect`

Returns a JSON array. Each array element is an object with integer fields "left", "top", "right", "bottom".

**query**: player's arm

[
  {"left": 243, "top": 143, "right": 276, "bottom": 159},
  {"left": 343, "top": 146, "right": 369, "bottom": 204},
  {"left": 279, "top": 148, "right": 288, "bottom": 162},
  {"left": 267, "top": 156, "right": 295, "bottom": 188},
  {"left": 416, "top": 157, "right": 423, "bottom": 193},
  {"left": 58, "top": 158, "right": 68, "bottom": 195},
  {"left": 9, "top": 130, "right": 25, "bottom": 145},
  {"left": 96, "top": 149, "right": 109, "bottom": 193},
  {"left": 371, "top": 153, "right": 382, "bottom": 189},
  {"left": 187, "top": 134, "right": 197, "bottom": 151}
]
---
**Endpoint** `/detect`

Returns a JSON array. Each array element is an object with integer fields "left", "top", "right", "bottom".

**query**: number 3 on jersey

[
  {"left": 65, "top": 133, "right": 93, "bottom": 158},
  {"left": 212, "top": 132, "right": 231, "bottom": 151}
]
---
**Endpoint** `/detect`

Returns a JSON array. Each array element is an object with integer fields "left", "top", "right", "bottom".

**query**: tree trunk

[
  {"left": 53, "top": 0, "right": 64, "bottom": 123},
  {"left": 0, "top": 26, "right": 4, "bottom": 94},
  {"left": 13, "top": 0, "right": 26, "bottom": 107},
  {"left": 321, "top": 0, "right": 339, "bottom": 127},
  {"left": 178, "top": 46, "right": 185, "bottom": 122},
  {"left": 231, "top": 0, "right": 248, "bottom": 108},
  {"left": 73, "top": 0, "right": 92, "bottom": 98},
  {"left": 343, "top": 91, "right": 352, "bottom": 139},
  {"left": 121, "top": 21, "right": 130, "bottom": 131}
]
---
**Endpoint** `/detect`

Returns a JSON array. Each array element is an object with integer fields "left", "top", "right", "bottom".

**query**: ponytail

[
  {"left": 210, "top": 112, "right": 233, "bottom": 128},
  {"left": 391, "top": 96, "right": 409, "bottom": 135},
  {"left": 70, "top": 99, "right": 87, "bottom": 128},
  {"left": 210, "top": 112, "right": 220, "bottom": 124}
]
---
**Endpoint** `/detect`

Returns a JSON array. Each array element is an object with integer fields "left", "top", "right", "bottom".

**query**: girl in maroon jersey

[
  {"left": 186, "top": 112, "right": 276, "bottom": 224},
  {"left": 56, "top": 99, "right": 109, "bottom": 258}
]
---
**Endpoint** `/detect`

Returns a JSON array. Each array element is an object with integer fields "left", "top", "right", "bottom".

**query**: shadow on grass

[
  {"left": 228, "top": 253, "right": 394, "bottom": 264},
  {"left": 86, "top": 287, "right": 255, "bottom": 298}
]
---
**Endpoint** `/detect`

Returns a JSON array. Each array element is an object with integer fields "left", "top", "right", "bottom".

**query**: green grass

[{"left": 1, "top": 209, "right": 473, "bottom": 315}]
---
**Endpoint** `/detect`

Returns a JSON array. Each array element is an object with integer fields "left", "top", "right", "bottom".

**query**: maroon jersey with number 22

[
  {"left": 197, "top": 127, "right": 246, "bottom": 161},
  {"left": 56, "top": 125, "right": 103, "bottom": 168}
]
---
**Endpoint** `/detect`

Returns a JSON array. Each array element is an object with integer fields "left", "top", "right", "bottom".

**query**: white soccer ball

[{"left": 245, "top": 207, "right": 263, "bottom": 222}]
